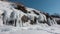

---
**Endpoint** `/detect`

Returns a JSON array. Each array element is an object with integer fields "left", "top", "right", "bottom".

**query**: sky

[{"left": 10, "top": 0, "right": 60, "bottom": 15}]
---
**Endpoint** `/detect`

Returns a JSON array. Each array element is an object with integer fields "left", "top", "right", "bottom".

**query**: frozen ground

[{"left": 0, "top": 24, "right": 60, "bottom": 34}]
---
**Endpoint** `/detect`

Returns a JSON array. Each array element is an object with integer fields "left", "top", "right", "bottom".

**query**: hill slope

[{"left": 0, "top": 1, "right": 60, "bottom": 34}]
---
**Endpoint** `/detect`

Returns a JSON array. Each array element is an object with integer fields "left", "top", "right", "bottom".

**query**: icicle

[
  {"left": 19, "top": 15, "right": 23, "bottom": 27},
  {"left": 52, "top": 18, "right": 57, "bottom": 25},
  {"left": 47, "top": 18, "right": 57, "bottom": 26},
  {"left": 0, "top": 15, "right": 3, "bottom": 26},
  {"left": 48, "top": 18, "right": 52, "bottom": 26},
  {"left": 20, "top": 19, "right": 23, "bottom": 27},
  {"left": 16, "top": 14, "right": 20, "bottom": 27}
]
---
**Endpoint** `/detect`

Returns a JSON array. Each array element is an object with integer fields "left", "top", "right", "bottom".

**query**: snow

[
  {"left": 26, "top": 7, "right": 35, "bottom": 11},
  {"left": 0, "top": 24, "right": 60, "bottom": 34},
  {"left": 0, "top": 1, "right": 60, "bottom": 34}
]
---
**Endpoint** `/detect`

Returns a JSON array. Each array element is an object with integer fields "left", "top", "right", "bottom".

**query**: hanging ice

[{"left": 0, "top": 1, "right": 59, "bottom": 27}]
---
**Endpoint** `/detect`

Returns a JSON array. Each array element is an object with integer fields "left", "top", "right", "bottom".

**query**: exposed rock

[
  {"left": 21, "top": 15, "right": 29, "bottom": 23},
  {"left": 14, "top": 2, "right": 28, "bottom": 13},
  {"left": 32, "top": 10, "right": 39, "bottom": 15},
  {"left": 57, "top": 20, "right": 60, "bottom": 25}
]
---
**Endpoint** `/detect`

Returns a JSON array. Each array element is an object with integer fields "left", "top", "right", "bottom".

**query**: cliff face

[{"left": 0, "top": 1, "right": 60, "bottom": 27}]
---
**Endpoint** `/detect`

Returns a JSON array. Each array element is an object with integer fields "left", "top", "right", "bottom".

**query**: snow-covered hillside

[{"left": 0, "top": 1, "right": 60, "bottom": 34}]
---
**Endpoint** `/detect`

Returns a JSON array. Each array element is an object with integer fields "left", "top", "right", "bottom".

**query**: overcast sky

[{"left": 10, "top": 0, "right": 60, "bottom": 15}]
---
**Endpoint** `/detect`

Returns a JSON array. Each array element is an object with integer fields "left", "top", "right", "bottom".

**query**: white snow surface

[
  {"left": 0, "top": 24, "right": 60, "bottom": 34},
  {"left": 0, "top": 1, "right": 60, "bottom": 34}
]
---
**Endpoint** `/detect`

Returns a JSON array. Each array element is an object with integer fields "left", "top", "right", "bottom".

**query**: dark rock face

[
  {"left": 21, "top": 15, "right": 29, "bottom": 23},
  {"left": 14, "top": 3, "right": 28, "bottom": 13},
  {"left": 33, "top": 10, "right": 39, "bottom": 15},
  {"left": 7, "top": 19, "right": 17, "bottom": 26},
  {"left": 56, "top": 20, "right": 60, "bottom": 25},
  {"left": 8, "top": 20, "right": 14, "bottom": 25}
]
